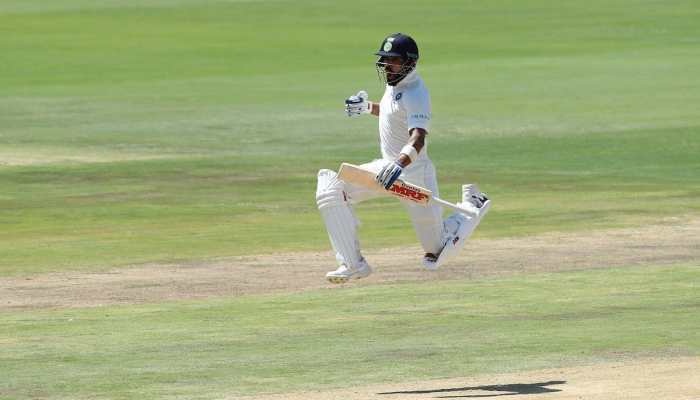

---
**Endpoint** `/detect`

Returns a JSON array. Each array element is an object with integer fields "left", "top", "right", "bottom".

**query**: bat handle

[{"left": 431, "top": 197, "right": 479, "bottom": 218}]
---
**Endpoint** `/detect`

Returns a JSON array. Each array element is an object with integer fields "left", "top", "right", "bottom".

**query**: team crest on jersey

[{"left": 395, "top": 92, "right": 402, "bottom": 101}]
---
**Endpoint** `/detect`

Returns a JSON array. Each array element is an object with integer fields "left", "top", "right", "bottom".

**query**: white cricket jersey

[{"left": 378, "top": 69, "right": 431, "bottom": 162}]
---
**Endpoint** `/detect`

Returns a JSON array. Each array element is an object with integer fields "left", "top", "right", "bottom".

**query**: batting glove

[
  {"left": 376, "top": 160, "right": 403, "bottom": 190},
  {"left": 345, "top": 90, "right": 371, "bottom": 117}
]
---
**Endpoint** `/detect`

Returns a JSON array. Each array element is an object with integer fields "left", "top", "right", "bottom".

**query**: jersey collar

[{"left": 394, "top": 69, "right": 419, "bottom": 89}]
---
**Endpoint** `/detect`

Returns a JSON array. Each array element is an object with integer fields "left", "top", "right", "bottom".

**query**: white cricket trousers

[{"left": 316, "top": 158, "right": 445, "bottom": 268}]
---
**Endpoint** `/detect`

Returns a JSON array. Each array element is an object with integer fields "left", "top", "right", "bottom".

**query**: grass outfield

[
  {"left": 1, "top": 1, "right": 699, "bottom": 275},
  {"left": 2, "top": 3, "right": 699, "bottom": 399},
  {"left": 1, "top": 264, "right": 698, "bottom": 398}
]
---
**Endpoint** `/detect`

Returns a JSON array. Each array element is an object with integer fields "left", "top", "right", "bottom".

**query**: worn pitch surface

[
  {"left": 2, "top": 220, "right": 699, "bottom": 399},
  {"left": 2, "top": 217, "right": 698, "bottom": 310},
  {"left": 242, "top": 357, "right": 699, "bottom": 400}
]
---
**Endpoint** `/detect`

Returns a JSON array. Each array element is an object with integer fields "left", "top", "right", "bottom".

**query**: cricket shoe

[
  {"left": 462, "top": 184, "right": 491, "bottom": 216},
  {"left": 326, "top": 259, "right": 372, "bottom": 284}
]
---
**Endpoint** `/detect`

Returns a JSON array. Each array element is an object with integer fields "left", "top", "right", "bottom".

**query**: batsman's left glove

[
  {"left": 376, "top": 161, "right": 403, "bottom": 190},
  {"left": 345, "top": 90, "right": 371, "bottom": 117}
]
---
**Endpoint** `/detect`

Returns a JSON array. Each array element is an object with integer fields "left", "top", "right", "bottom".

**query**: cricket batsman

[{"left": 316, "top": 33, "right": 491, "bottom": 283}]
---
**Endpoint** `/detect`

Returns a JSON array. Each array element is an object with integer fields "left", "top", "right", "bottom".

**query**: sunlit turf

[
  {"left": 1, "top": 264, "right": 698, "bottom": 399},
  {"left": 1, "top": 124, "right": 697, "bottom": 275},
  {"left": 1, "top": 0, "right": 699, "bottom": 274}
]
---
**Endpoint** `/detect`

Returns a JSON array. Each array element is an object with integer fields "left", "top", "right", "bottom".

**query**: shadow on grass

[{"left": 378, "top": 380, "right": 565, "bottom": 398}]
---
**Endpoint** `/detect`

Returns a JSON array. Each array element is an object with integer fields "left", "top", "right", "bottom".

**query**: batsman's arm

[
  {"left": 396, "top": 128, "right": 427, "bottom": 167},
  {"left": 376, "top": 128, "right": 426, "bottom": 189}
]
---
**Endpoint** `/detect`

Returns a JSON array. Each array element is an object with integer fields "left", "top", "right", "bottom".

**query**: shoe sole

[
  {"left": 327, "top": 275, "right": 350, "bottom": 284},
  {"left": 326, "top": 270, "right": 371, "bottom": 284}
]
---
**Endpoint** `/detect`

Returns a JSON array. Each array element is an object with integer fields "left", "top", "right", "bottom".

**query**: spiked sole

[
  {"left": 325, "top": 268, "right": 371, "bottom": 284},
  {"left": 326, "top": 275, "right": 350, "bottom": 284}
]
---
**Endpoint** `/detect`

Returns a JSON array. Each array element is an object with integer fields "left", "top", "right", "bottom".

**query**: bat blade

[
  {"left": 337, "top": 162, "right": 479, "bottom": 217},
  {"left": 337, "top": 163, "right": 432, "bottom": 206}
]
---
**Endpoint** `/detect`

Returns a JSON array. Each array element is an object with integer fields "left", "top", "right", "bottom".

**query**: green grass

[
  {"left": 1, "top": 0, "right": 699, "bottom": 275},
  {"left": 2, "top": 3, "right": 698, "bottom": 399},
  {"left": 1, "top": 264, "right": 698, "bottom": 399}
]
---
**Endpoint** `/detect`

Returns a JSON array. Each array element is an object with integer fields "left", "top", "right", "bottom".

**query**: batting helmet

[
  {"left": 375, "top": 33, "right": 419, "bottom": 86},
  {"left": 375, "top": 33, "right": 419, "bottom": 60}
]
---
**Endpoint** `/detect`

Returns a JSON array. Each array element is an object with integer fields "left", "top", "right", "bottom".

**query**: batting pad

[
  {"left": 316, "top": 169, "right": 363, "bottom": 268},
  {"left": 423, "top": 211, "right": 482, "bottom": 270}
]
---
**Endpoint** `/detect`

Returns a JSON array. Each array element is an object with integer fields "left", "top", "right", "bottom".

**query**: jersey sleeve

[{"left": 404, "top": 86, "right": 432, "bottom": 131}]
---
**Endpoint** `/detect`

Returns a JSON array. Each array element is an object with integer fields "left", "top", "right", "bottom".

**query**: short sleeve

[{"left": 404, "top": 87, "right": 431, "bottom": 131}]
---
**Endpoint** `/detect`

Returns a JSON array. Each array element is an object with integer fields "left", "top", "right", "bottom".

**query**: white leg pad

[
  {"left": 423, "top": 209, "right": 486, "bottom": 271},
  {"left": 316, "top": 169, "right": 363, "bottom": 268}
]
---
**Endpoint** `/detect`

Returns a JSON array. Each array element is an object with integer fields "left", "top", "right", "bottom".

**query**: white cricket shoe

[
  {"left": 462, "top": 184, "right": 491, "bottom": 215},
  {"left": 325, "top": 259, "right": 372, "bottom": 284}
]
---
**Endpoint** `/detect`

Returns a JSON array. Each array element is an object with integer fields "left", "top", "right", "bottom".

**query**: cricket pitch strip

[
  {"left": 2, "top": 217, "right": 698, "bottom": 310},
  {"left": 239, "top": 356, "right": 699, "bottom": 400},
  {"left": 1, "top": 218, "right": 698, "bottom": 400}
]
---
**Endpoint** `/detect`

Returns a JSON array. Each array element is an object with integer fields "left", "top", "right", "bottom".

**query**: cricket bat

[{"left": 337, "top": 163, "right": 478, "bottom": 217}]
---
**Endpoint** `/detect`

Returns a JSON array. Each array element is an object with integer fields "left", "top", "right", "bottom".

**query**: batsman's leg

[
  {"left": 316, "top": 169, "right": 371, "bottom": 283},
  {"left": 400, "top": 160, "right": 447, "bottom": 258},
  {"left": 404, "top": 201, "right": 445, "bottom": 257},
  {"left": 423, "top": 184, "right": 491, "bottom": 270}
]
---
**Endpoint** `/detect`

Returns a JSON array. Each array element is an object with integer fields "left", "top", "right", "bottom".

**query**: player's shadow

[{"left": 378, "top": 380, "right": 565, "bottom": 398}]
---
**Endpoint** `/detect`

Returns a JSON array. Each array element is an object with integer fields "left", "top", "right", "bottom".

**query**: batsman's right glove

[
  {"left": 345, "top": 90, "right": 371, "bottom": 117},
  {"left": 376, "top": 160, "right": 403, "bottom": 190}
]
